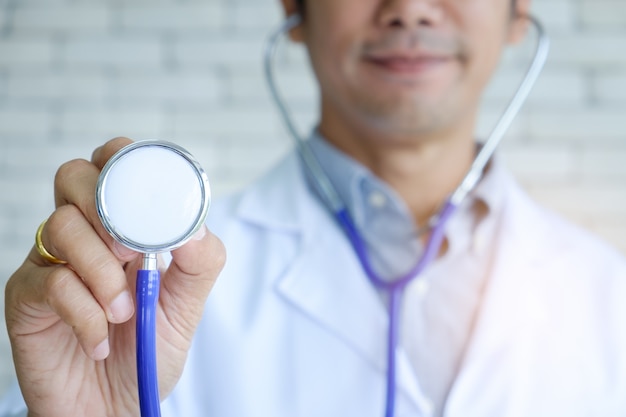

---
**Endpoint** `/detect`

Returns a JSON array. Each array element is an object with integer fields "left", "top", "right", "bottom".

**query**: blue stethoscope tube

[
  {"left": 337, "top": 201, "right": 456, "bottom": 416},
  {"left": 265, "top": 13, "right": 549, "bottom": 417},
  {"left": 137, "top": 255, "right": 162, "bottom": 417}
]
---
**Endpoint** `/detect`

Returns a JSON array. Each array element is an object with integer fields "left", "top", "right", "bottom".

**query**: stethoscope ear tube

[
  {"left": 450, "top": 15, "right": 549, "bottom": 205},
  {"left": 265, "top": 13, "right": 549, "bottom": 417},
  {"left": 264, "top": 14, "right": 345, "bottom": 214}
]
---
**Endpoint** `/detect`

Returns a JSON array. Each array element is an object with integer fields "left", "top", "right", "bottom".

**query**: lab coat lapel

[
  {"left": 236, "top": 153, "right": 429, "bottom": 412},
  {"left": 445, "top": 177, "right": 565, "bottom": 416}
]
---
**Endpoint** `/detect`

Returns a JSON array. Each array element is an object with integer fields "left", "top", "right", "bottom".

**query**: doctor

[{"left": 3, "top": 0, "right": 626, "bottom": 416}]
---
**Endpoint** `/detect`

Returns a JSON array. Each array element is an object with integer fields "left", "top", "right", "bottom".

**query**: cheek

[
  {"left": 457, "top": 4, "right": 511, "bottom": 96},
  {"left": 302, "top": 2, "right": 377, "bottom": 91},
  {"left": 304, "top": 32, "right": 347, "bottom": 102}
]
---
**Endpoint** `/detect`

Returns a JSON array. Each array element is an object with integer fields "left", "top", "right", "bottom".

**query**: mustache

[{"left": 361, "top": 28, "right": 467, "bottom": 58}]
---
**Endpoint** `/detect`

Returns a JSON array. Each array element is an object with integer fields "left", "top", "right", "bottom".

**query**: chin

[{"left": 360, "top": 103, "right": 452, "bottom": 138}]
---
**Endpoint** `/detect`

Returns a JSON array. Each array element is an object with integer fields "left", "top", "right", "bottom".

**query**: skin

[
  {"left": 5, "top": 138, "right": 226, "bottom": 417},
  {"left": 5, "top": 0, "right": 529, "bottom": 415},
  {"left": 283, "top": 0, "right": 530, "bottom": 226}
]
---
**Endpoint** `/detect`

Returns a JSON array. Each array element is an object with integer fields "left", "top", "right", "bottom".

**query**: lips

[{"left": 366, "top": 54, "right": 452, "bottom": 74}]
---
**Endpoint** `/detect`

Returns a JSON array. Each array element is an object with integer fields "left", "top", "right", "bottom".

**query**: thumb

[{"left": 158, "top": 225, "right": 226, "bottom": 339}]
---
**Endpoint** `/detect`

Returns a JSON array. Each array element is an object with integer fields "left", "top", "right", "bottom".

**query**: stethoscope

[
  {"left": 96, "top": 140, "right": 211, "bottom": 417},
  {"left": 265, "top": 13, "right": 549, "bottom": 417}
]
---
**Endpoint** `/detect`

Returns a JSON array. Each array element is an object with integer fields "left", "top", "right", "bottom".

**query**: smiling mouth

[{"left": 366, "top": 55, "right": 453, "bottom": 75}]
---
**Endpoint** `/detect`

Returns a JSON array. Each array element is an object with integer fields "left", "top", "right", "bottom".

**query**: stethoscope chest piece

[{"left": 96, "top": 140, "right": 211, "bottom": 254}]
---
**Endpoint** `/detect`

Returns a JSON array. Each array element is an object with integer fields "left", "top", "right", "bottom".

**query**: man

[{"left": 2, "top": 0, "right": 626, "bottom": 416}]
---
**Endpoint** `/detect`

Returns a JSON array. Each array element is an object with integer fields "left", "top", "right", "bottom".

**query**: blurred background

[{"left": 0, "top": 0, "right": 625, "bottom": 398}]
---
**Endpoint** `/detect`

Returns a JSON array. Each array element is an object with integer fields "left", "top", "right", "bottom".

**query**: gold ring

[{"left": 35, "top": 219, "right": 68, "bottom": 265}]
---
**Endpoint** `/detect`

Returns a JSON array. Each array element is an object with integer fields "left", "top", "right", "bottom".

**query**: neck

[{"left": 318, "top": 108, "right": 477, "bottom": 227}]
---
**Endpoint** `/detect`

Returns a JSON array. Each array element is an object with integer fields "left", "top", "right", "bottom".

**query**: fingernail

[
  {"left": 109, "top": 291, "right": 134, "bottom": 322},
  {"left": 192, "top": 224, "right": 207, "bottom": 241},
  {"left": 92, "top": 338, "right": 110, "bottom": 361}
]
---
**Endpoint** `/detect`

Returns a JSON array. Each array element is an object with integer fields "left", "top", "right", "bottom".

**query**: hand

[{"left": 4, "top": 137, "right": 226, "bottom": 417}]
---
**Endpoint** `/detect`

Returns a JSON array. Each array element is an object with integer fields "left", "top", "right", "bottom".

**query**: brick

[
  {"left": 175, "top": 35, "right": 265, "bottom": 68},
  {"left": 221, "top": 136, "right": 291, "bottom": 175},
  {"left": 60, "top": 107, "right": 166, "bottom": 139},
  {"left": 172, "top": 106, "right": 279, "bottom": 137},
  {"left": 0, "top": 338, "right": 13, "bottom": 398},
  {"left": 120, "top": 4, "right": 224, "bottom": 32},
  {"left": 525, "top": 183, "right": 626, "bottom": 217},
  {"left": 579, "top": 1, "right": 626, "bottom": 30},
  {"left": 547, "top": 34, "right": 626, "bottom": 68},
  {"left": 594, "top": 73, "right": 626, "bottom": 103},
  {"left": 271, "top": 69, "right": 318, "bottom": 103},
  {"left": 0, "top": 186, "right": 54, "bottom": 251},
  {"left": 581, "top": 148, "right": 626, "bottom": 180},
  {"left": 228, "top": 66, "right": 318, "bottom": 104},
  {"left": 12, "top": 4, "right": 110, "bottom": 34},
  {"left": 0, "top": 71, "right": 6, "bottom": 99},
  {"left": 0, "top": 39, "right": 53, "bottom": 67},
  {"left": 482, "top": 69, "right": 585, "bottom": 107},
  {"left": 109, "top": 71, "right": 221, "bottom": 104},
  {"left": 4, "top": 0, "right": 70, "bottom": 5},
  {"left": 6, "top": 73, "right": 106, "bottom": 101},
  {"left": 0, "top": 108, "right": 53, "bottom": 136},
  {"left": 500, "top": 145, "right": 577, "bottom": 182},
  {"left": 63, "top": 37, "right": 162, "bottom": 68},
  {"left": 226, "top": 70, "right": 266, "bottom": 102},
  {"left": 531, "top": 0, "right": 577, "bottom": 33},
  {"left": 2, "top": 143, "right": 95, "bottom": 178},
  {"left": 527, "top": 108, "right": 626, "bottom": 142},
  {"left": 0, "top": 8, "right": 8, "bottom": 33},
  {"left": 0, "top": 210, "right": 9, "bottom": 239},
  {"left": 231, "top": 2, "right": 282, "bottom": 32}
]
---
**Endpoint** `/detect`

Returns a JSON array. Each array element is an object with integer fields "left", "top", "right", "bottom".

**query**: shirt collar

[
  {"left": 305, "top": 131, "right": 418, "bottom": 226},
  {"left": 303, "top": 131, "right": 507, "bottom": 271}
]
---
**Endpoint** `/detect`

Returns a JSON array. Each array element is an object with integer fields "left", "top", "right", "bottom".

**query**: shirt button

[
  {"left": 415, "top": 279, "right": 430, "bottom": 298},
  {"left": 421, "top": 397, "right": 434, "bottom": 416},
  {"left": 367, "top": 190, "right": 387, "bottom": 208}
]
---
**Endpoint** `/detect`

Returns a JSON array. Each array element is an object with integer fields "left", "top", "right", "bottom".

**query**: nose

[{"left": 377, "top": 0, "right": 444, "bottom": 28}]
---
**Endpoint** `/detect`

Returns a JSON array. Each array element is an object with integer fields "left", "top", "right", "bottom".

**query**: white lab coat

[
  {"left": 1, "top": 152, "right": 625, "bottom": 417},
  {"left": 161, "top": 153, "right": 626, "bottom": 417}
]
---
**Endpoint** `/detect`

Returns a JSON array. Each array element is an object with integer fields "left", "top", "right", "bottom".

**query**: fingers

[
  {"left": 159, "top": 225, "right": 226, "bottom": 338},
  {"left": 44, "top": 266, "right": 112, "bottom": 360},
  {"left": 38, "top": 204, "right": 135, "bottom": 324},
  {"left": 6, "top": 259, "right": 112, "bottom": 361},
  {"left": 8, "top": 137, "right": 140, "bottom": 361},
  {"left": 54, "top": 142, "right": 137, "bottom": 262},
  {"left": 91, "top": 137, "right": 133, "bottom": 170}
]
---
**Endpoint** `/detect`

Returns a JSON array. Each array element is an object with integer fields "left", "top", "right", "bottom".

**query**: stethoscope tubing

[
  {"left": 137, "top": 267, "right": 162, "bottom": 417},
  {"left": 265, "top": 13, "right": 549, "bottom": 417}
]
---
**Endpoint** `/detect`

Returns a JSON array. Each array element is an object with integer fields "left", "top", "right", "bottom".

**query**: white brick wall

[{"left": 0, "top": 0, "right": 625, "bottom": 398}]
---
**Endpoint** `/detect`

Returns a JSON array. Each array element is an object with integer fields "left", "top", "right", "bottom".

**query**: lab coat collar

[
  {"left": 236, "top": 152, "right": 432, "bottom": 414},
  {"left": 235, "top": 152, "right": 566, "bottom": 415}
]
